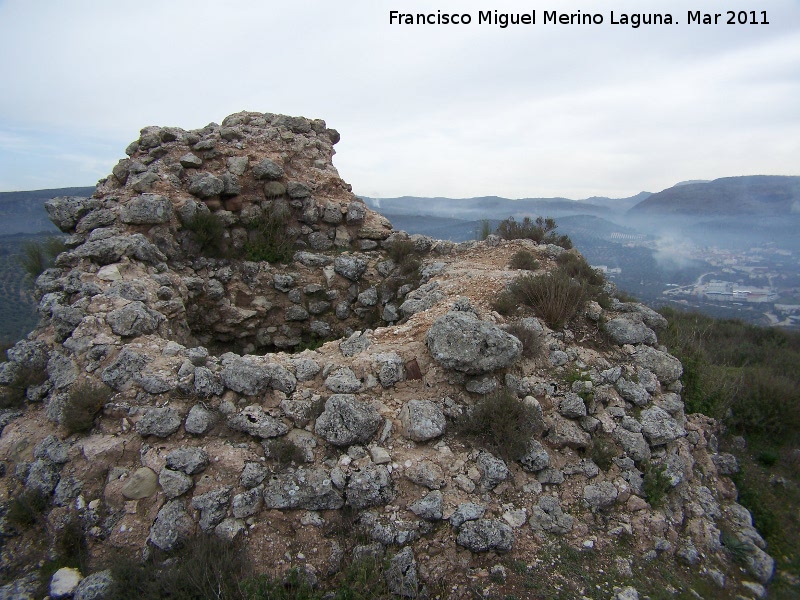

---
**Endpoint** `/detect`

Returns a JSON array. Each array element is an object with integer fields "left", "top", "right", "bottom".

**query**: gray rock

[
  {"left": 265, "top": 363, "right": 297, "bottom": 393},
  {"left": 549, "top": 350, "right": 570, "bottom": 366},
  {"left": 604, "top": 317, "right": 657, "bottom": 346},
  {"left": 45, "top": 196, "right": 99, "bottom": 232},
  {"left": 307, "top": 232, "right": 333, "bottom": 251},
  {"left": 34, "top": 435, "right": 70, "bottom": 464},
  {"left": 476, "top": 451, "right": 509, "bottom": 489},
  {"left": 536, "top": 468, "right": 565, "bottom": 485},
  {"left": 426, "top": 311, "right": 522, "bottom": 375},
  {"left": 346, "top": 463, "right": 393, "bottom": 509},
  {"left": 47, "top": 352, "right": 77, "bottom": 390},
  {"left": 544, "top": 414, "right": 591, "bottom": 449},
  {"left": 315, "top": 394, "right": 381, "bottom": 446},
  {"left": 582, "top": 481, "right": 619, "bottom": 510},
  {"left": 191, "top": 486, "right": 232, "bottom": 532},
  {"left": 179, "top": 153, "right": 203, "bottom": 168},
  {"left": 26, "top": 458, "right": 61, "bottom": 494},
  {"left": 357, "top": 287, "right": 378, "bottom": 306},
  {"left": 193, "top": 367, "right": 223, "bottom": 397},
  {"left": 399, "top": 400, "right": 445, "bottom": 442},
  {"left": 640, "top": 406, "right": 686, "bottom": 446},
  {"left": 262, "top": 467, "right": 344, "bottom": 510},
  {"left": 399, "top": 282, "right": 444, "bottom": 317},
  {"left": 232, "top": 487, "right": 262, "bottom": 519},
  {"left": 745, "top": 546, "right": 775, "bottom": 584},
  {"left": 465, "top": 375, "right": 498, "bottom": 395},
  {"left": 294, "top": 251, "right": 332, "bottom": 267},
  {"left": 633, "top": 346, "right": 683, "bottom": 384},
  {"left": 676, "top": 543, "right": 700, "bottom": 565},
  {"left": 165, "top": 447, "right": 209, "bottom": 475},
  {"left": 324, "top": 367, "right": 362, "bottom": 393},
  {"left": 101, "top": 347, "right": 148, "bottom": 390},
  {"left": 106, "top": 301, "right": 164, "bottom": 337},
  {"left": 408, "top": 490, "right": 443, "bottom": 521},
  {"left": 385, "top": 547, "right": 419, "bottom": 598},
  {"left": 159, "top": 468, "right": 193, "bottom": 499},
  {"left": 240, "top": 462, "right": 269, "bottom": 489},
  {"left": 220, "top": 356, "right": 271, "bottom": 395},
  {"left": 449, "top": 503, "right": 486, "bottom": 528},
  {"left": 712, "top": 452, "right": 740, "bottom": 475},
  {"left": 613, "top": 427, "right": 651, "bottom": 463},
  {"left": 73, "top": 570, "right": 113, "bottom": 600},
  {"left": 334, "top": 255, "right": 368, "bottom": 281},
  {"left": 7, "top": 340, "right": 49, "bottom": 370},
  {"left": 227, "top": 405, "right": 289, "bottom": 438},
  {"left": 185, "top": 404, "right": 214, "bottom": 435},
  {"left": 148, "top": 500, "right": 194, "bottom": 551},
  {"left": 529, "top": 495, "right": 573, "bottom": 534},
  {"left": 340, "top": 331, "right": 372, "bottom": 357},
  {"left": 322, "top": 201, "right": 343, "bottom": 224},
  {"left": 120, "top": 194, "right": 173, "bottom": 224},
  {"left": 559, "top": 393, "right": 587, "bottom": 418},
  {"left": 286, "top": 181, "right": 311, "bottom": 199},
  {"left": 457, "top": 519, "right": 514, "bottom": 553},
  {"left": 375, "top": 353, "right": 404, "bottom": 387},
  {"left": 519, "top": 440, "right": 551, "bottom": 472},
  {"left": 221, "top": 172, "right": 241, "bottom": 196},
  {"left": 291, "top": 358, "right": 321, "bottom": 382},
  {"left": 347, "top": 201, "right": 367, "bottom": 223},
  {"left": 405, "top": 460, "right": 446, "bottom": 490},
  {"left": 226, "top": 156, "right": 249, "bottom": 176},
  {"left": 135, "top": 407, "right": 182, "bottom": 437},
  {"left": 286, "top": 305, "right": 309, "bottom": 321},
  {"left": 615, "top": 378, "right": 651, "bottom": 407},
  {"left": 53, "top": 475, "right": 83, "bottom": 506},
  {"left": 188, "top": 172, "right": 225, "bottom": 198}
]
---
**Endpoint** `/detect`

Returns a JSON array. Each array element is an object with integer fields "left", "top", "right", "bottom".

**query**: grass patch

[
  {"left": 504, "top": 321, "right": 544, "bottom": 359},
  {"left": 494, "top": 216, "right": 573, "bottom": 249},
  {"left": 508, "top": 270, "right": 587, "bottom": 329},
  {"left": 62, "top": 381, "right": 113, "bottom": 434},
  {"left": 589, "top": 433, "right": 618, "bottom": 472},
  {"left": 508, "top": 250, "right": 540, "bottom": 271},
  {"left": 184, "top": 211, "right": 226, "bottom": 256},
  {"left": 6, "top": 488, "right": 49, "bottom": 529},
  {"left": 244, "top": 208, "right": 296, "bottom": 264},
  {"left": 456, "top": 388, "right": 544, "bottom": 462},
  {"left": 387, "top": 239, "right": 423, "bottom": 277}
]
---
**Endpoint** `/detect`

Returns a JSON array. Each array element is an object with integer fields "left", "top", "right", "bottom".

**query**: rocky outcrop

[{"left": 0, "top": 111, "right": 776, "bottom": 599}]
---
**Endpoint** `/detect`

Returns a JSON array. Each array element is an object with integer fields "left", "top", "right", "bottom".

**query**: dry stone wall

[{"left": 0, "top": 112, "right": 777, "bottom": 599}]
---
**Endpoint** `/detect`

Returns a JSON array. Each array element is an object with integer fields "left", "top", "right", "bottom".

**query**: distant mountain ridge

[
  {"left": 0, "top": 187, "right": 95, "bottom": 235},
  {"left": 628, "top": 175, "right": 800, "bottom": 216}
]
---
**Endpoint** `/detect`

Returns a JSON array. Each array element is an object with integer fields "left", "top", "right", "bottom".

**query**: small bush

[
  {"left": 266, "top": 437, "right": 306, "bottom": 465},
  {"left": 456, "top": 388, "right": 544, "bottom": 462},
  {"left": 19, "top": 237, "right": 66, "bottom": 279},
  {"left": 505, "top": 322, "right": 544, "bottom": 359},
  {"left": 720, "top": 529, "right": 752, "bottom": 564},
  {"left": 244, "top": 208, "right": 296, "bottom": 264},
  {"left": 757, "top": 449, "right": 779, "bottom": 467},
  {"left": 387, "top": 239, "right": 422, "bottom": 276},
  {"left": 54, "top": 517, "right": 90, "bottom": 573},
  {"left": 555, "top": 252, "right": 605, "bottom": 287},
  {"left": 495, "top": 216, "right": 573, "bottom": 249},
  {"left": 476, "top": 219, "right": 492, "bottom": 241},
  {"left": 589, "top": 434, "right": 618, "bottom": 472},
  {"left": 491, "top": 290, "right": 518, "bottom": 316},
  {"left": 62, "top": 382, "right": 112, "bottom": 434},
  {"left": 643, "top": 462, "right": 671, "bottom": 508},
  {"left": 6, "top": 488, "right": 49, "bottom": 529},
  {"left": 509, "top": 270, "right": 586, "bottom": 329},
  {"left": 0, "top": 365, "right": 47, "bottom": 409},
  {"left": 184, "top": 211, "right": 225, "bottom": 256},
  {"left": 508, "top": 250, "right": 540, "bottom": 271}
]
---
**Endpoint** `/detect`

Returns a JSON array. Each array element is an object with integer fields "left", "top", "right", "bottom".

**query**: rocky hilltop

[{"left": 0, "top": 112, "right": 776, "bottom": 599}]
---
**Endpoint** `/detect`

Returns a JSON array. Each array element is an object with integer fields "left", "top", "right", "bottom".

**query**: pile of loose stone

[{"left": 0, "top": 113, "right": 776, "bottom": 600}]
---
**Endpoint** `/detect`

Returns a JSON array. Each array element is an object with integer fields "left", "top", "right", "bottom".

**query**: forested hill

[{"left": 0, "top": 187, "right": 95, "bottom": 235}]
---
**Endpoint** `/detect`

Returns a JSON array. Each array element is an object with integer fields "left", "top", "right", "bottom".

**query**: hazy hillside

[
  {"left": 628, "top": 175, "right": 800, "bottom": 216},
  {"left": 0, "top": 187, "right": 95, "bottom": 235}
]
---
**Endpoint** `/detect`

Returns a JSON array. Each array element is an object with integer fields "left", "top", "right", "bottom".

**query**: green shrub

[
  {"left": 62, "top": 382, "right": 112, "bottom": 434},
  {"left": 491, "top": 290, "right": 518, "bottom": 316},
  {"left": 720, "top": 529, "right": 752, "bottom": 564},
  {"left": 244, "top": 209, "right": 296, "bottom": 264},
  {"left": 387, "top": 239, "right": 422, "bottom": 276},
  {"left": 508, "top": 250, "right": 539, "bottom": 271},
  {"left": 266, "top": 437, "right": 306, "bottom": 465},
  {"left": 504, "top": 322, "right": 544, "bottom": 359},
  {"left": 589, "top": 434, "right": 618, "bottom": 472},
  {"left": 495, "top": 216, "right": 572, "bottom": 249},
  {"left": 476, "top": 219, "right": 492, "bottom": 241},
  {"left": 456, "top": 388, "right": 544, "bottom": 462},
  {"left": 508, "top": 270, "right": 586, "bottom": 329},
  {"left": 19, "top": 237, "right": 66, "bottom": 279},
  {"left": 6, "top": 488, "right": 49, "bottom": 529},
  {"left": 757, "top": 449, "right": 779, "bottom": 467},
  {"left": 0, "top": 365, "right": 47, "bottom": 409},
  {"left": 184, "top": 211, "right": 226, "bottom": 256},
  {"left": 54, "top": 516, "right": 90, "bottom": 573},
  {"left": 642, "top": 462, "right": 671, "bottom": 508}
]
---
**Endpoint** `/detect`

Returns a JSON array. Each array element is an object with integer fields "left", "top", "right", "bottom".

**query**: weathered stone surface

[
  {"left": 476, "top": 451, "right": 509, "bottom": 489},
  {"left": 340, "top": 331, "right": 371, "bottom": 356},
  {"left": 559, "top": 393, "right": 587, "bottom": 418},
  {"left": 712, "top": 452, "right": 740, "bottom": 475},
  {"left": 73, "top": 570, "right": 113, "bottom": 600},
  {"left": 615, "top": 378, "right": 651, "bottom": 407},
  {"left": 121, "top": 467, "right": 158, "bottom": 499},
  {"left": 262, "top": 467, "right": 344, "bottom": 510},
  {"left": 188, "top": 172, "right": 225, "bottom": 198},
  {"left": 106, "top": 301, "right": 164, "bottom": 337},
  {"left": 640, "top": 406, "right": 686, "bottom": 446},
  {"left": 745, "top": 546, "right": 775, "bottom": 584},
  {"left": 7, "top": 340, "right": 49, "bottom": 371},
  {"left": 334, "top": 255, "right": 368, "bottom": 281},
  {"left": 583, "top": 481, "right": 619, "bottom": 510},
  {"left": 633, "top": 346, "right": 683, "bottom": 384},
  {"left": 227, "top": 405, "right": 289, "bottom": 438},
  {"left": 530, "top": 495, "right": 573, "bottom": 534},
  {"left": 120, "top": 194, "right": 173, "bottom": 224},
  {"left": 192, "top": 486, "right": 232, "bottom": 532},
  {"left": 185, "top": 404, "right": 214, "bottom": 434},
  {"left": 101, "top": 348, "right": 148, "bottom": 390},
  {"left": 613, "top": 427, "right": 651, "bottom": 463},
  {"left": 545, "top": 414, "right": 591, "bottom": 449},
  {"left": 47, "top": 352, "right": 77, "bottom": 389},
  {"left": 400, "top": 399, "right": 445, "bottom": 442},
  {"left": 385, "top": 547, "right": 419, "bottom": 598},
  {"left": 159, "top": 468, "right": 193, "bottom": 499},
  {"left": 449, "top": 503, "right": 486, "bottom": 528},
  {"left": 519, "top": 440, "right": 551, "bottom": 472},
  {"left": 50, "top": 567, "right": 82, "bottom": 599},
  {"left": 135, "top": 407, "right": 182, "bottom": 437},
  {"left": 405, "top": 460, "right": 446, "bottom": 490},
  {"left": 315, "top": 394, "right": 380, "bottom": 446},
  {"left": 180, "top": 152, "right": 203, "bottom": 168},
  {"left": 457, "top": 519, "right": 514, "bottom": 553},
  {"left": 45, "top": 196, "right": 99, "bottom": 232},
  {"left": 219, "top": 356, "right": 271, "bottom": 395},
  {"left": 165, "top": 447, "right": 209, "bottom": 475},
  {"left": 148, "top": 500, "right": 194, "bottom": 551},
  {"left": 426, "top": 311, "right": 522, "bottom": 375},
  {"left": 399, "top": 282, "right": 444, "bottom": 317},
  {"left": 604, "top": 317, "right": 657, "bottom": 346},
  {"left": 346, "top": 463, "right": 393, "bottom": 509},
  {"left": 408, "top": 490, "right": 443, "bottom": 521}
]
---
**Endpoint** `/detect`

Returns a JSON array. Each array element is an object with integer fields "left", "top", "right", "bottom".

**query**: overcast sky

[{"left": 0, "top": 0, "right": 798, "bottom": 199}]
